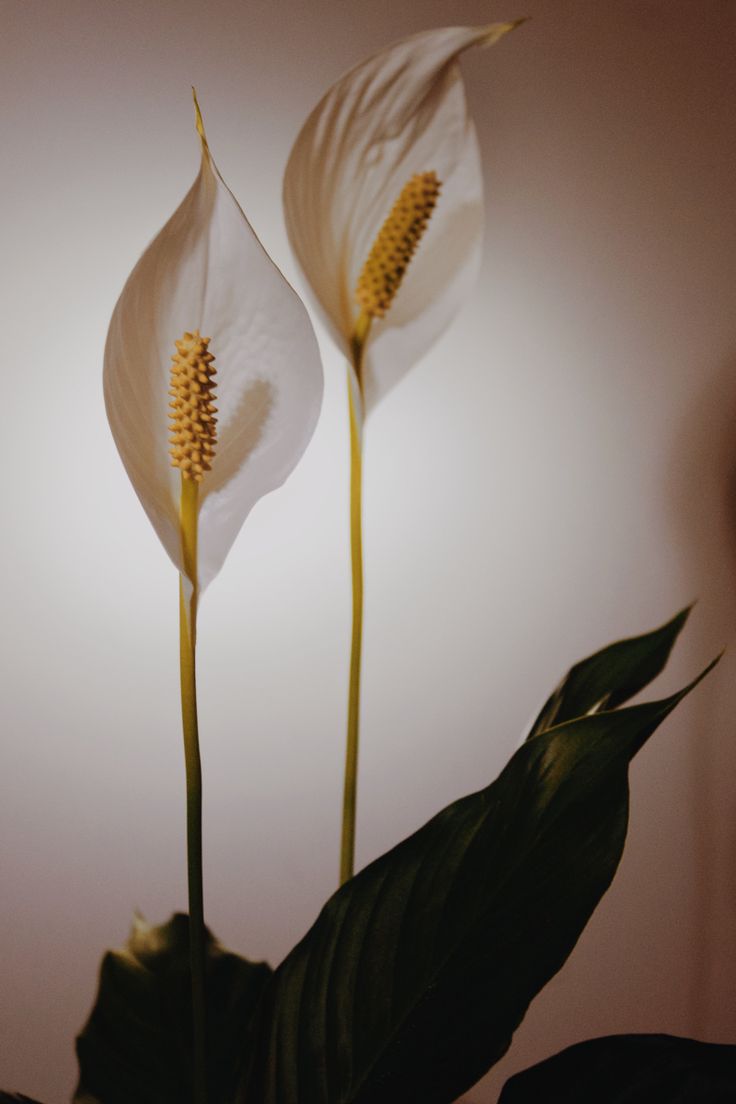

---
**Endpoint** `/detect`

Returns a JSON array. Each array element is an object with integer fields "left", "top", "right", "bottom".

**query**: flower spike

[
  {"left": 105, "top": 95, "right": 323, "bottom": 589},
  {"left": 284, "top": 20, "right": 524, "bottom": 411},
  {"left": 168, "top": 331, "right": 218, "bottom": 482},
  {"left": 283, "top": 22, "right": 523, "bottom": 886},
  {"left": 104, "top": 94, "right": 324, "bottom": 1102},
  {"left": 355, "top": 172, "right": 442, "bottom": 320}
]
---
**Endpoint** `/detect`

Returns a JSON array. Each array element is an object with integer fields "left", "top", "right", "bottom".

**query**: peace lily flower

[
  {"left": 106, "top": 95, "right": 323, "bottom": 593},
  {"left": 104, "top": 93, "right": 322, "bottom": 1104},
  {"left": 284, "top": 20, "right": 524, "bottom": 413},
  {"left": 283, "top": 22, "right": 524, "bottom": 885}
]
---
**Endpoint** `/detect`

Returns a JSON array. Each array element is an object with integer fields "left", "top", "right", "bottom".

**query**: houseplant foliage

[
  {"left": 3, "top": 23, "right": 735, "bottom": 1104},
  {"left": 5, "top": 613, "right": 725, "bottom": 1103},
  {"left": 498, "top": 1034, "right": 736, "bottom": 1103},
  {"left": 102, "top": 91, "right": 323, "bottom": 1103}
]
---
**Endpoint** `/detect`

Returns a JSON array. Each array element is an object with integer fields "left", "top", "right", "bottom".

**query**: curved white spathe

[
  {"left": 283, "top": 22, "right": 521, "bottom": 411},
  {"left": 105, "top": 98, "right": 324, "bottom": 590}
]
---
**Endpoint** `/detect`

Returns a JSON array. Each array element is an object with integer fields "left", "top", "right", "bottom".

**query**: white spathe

[
  {"left": 104, "top": 101, "right": 323, "bottom": 591},
  {"left": 283, "top": 22, "right": 519, "bottom": 412}
]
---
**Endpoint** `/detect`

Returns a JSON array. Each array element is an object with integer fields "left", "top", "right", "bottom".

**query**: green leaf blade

[
  {"left": 0, "top": 1094, "right": 47, "bottom": 1103},
  {"left": 246, "top": 662, "right": 714, "bottom": 1104},
  {"left": 528, "top": 607, "right": 692, "bottom": 739},
  {"left": 498, "top": 1034, "right": 736, "bottom": 1103},
  {"left": 74, "top": 913, "right": 272, "bottom": 1104}
]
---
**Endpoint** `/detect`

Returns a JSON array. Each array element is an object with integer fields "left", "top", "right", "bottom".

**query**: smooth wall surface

[{"left": 2, "top": 1, "right": 736, "bottom": 1100}]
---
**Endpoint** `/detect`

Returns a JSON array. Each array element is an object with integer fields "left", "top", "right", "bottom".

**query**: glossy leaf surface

[
  {"left": 528, "top": 606, "right": 691, "bottom": 739},
  {"left": 75, "top": 913, "right": 272, "bottom": 1104},
  {"left": 498, "top": 1034, "right": 736, "bottom": 1103},
  {"left": 244, "top": 662, "right": 714, "bottom": 1104}
]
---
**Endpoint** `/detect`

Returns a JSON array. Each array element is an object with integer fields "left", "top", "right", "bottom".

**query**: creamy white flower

[
  {"left": 105, "top": 98, "right": 323, "bottom": 590},
  {"left": 283, "top": 22, "right": 521, "bottom": 411}
]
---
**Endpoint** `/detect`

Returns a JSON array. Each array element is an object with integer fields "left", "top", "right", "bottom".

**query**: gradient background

[{"left": 2, "top": 1, "right": 736, "bottom": 1100}]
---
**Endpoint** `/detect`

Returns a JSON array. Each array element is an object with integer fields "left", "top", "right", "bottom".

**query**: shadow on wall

[
  {"left": 457, "top": 349, "right": 736, "bottom": 1104},
  {"left": 667, "top": 351, "right": 736, "bottom": 1039}
]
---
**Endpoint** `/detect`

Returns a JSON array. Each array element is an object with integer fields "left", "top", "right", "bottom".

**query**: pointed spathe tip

[
  {"left": 479, "top": 17, "right": 529, "bottom": 47},
  {"left": 191, "top": 86, "right": 210, "bottom": 159}
]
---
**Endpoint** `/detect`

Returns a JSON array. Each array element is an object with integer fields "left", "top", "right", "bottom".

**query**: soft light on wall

[{"left": 1, "top": 1, "right": 735, "bottom": 1101}]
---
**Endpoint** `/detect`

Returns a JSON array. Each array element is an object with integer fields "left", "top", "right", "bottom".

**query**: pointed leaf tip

[
  {"left": 243, "top": 645, "right": 717, "bottom": 1103},
  {"left": 527, "top": 605, "right": 698, "bottom": 740},
  {"left": 682, "top": 652, "right": 722, "bottom": 696},
  {"left": 647, "top": 652, "right": 722, "bottom": 725}
]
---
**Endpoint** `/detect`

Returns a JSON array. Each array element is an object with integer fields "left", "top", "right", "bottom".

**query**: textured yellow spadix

[
  {"left": 354, "top": 171, "right": 441, "bottom": 319},
  {"left": 168, "top": 330, "right": 218, "bottom": 482}
]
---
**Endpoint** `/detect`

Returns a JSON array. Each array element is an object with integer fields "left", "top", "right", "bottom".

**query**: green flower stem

[
  {"left": 178, "top": 474, "right": 207, "bottom": 1104},
  {"left": 340, "top": 313, "right": 371, "bottom": 886}
]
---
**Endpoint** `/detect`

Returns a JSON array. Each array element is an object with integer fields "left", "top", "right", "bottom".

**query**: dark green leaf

[
  {"left": 528, "top": 607, "right": 691, "bottom": 739},
  {"left": 498, "top": 1034, "right": 736, "bottom": 1102},
  {"left": 244, "top": 660, "right": 716, "bottom": 1104},
  {"left": 75, "top": 912, "right": 272, "bottom": 1104}
]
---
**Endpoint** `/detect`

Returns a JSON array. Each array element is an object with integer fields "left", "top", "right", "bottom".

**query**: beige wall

[{"left": 1, "top": 1, "right": 735, "bottom": 1100}]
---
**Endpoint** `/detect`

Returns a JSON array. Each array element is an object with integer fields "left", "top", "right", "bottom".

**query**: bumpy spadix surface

[
  {"left": 284, "top": 23, "right": 519, "bottom": 411},
  {"left": 355, "top": 172, "right": 441, "bottom": 320},
  {"left": 168, "top": 330, "right": 218, "bottom": 483},
  {"left": 104, "top": 104, "right": 323, "bottom": 589}
]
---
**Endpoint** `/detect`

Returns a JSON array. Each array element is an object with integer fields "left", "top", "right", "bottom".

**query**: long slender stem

[
  {"left": 340, "top": 313, "right": 371, "bottom": 886},
  {"left": 178, "top": 475, "right": 207, "bottom": 1104}
]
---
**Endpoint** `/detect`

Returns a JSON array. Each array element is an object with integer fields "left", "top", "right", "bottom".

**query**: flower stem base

[{"left": 178, "top": 476, "right": 207, "bottom": 1103}]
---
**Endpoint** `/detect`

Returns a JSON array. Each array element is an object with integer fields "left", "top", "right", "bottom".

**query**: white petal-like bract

[
  {"left": 105, "top": 104, "right": 323, "bottom": 589},
  {"left": 283, "top": 23, "right": 518, "bottom": 410}
]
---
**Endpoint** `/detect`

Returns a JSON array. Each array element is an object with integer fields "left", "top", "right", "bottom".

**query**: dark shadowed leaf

[
  {"left": 528, "top": 607, "right": 691, "bottom": 739},
  {"left": 75, "top": 913, "right": 272, "bottom": 1104},
  {"left": 498, "top": 1034, "right": 736, "bottom": 1103},
  {"left": 243, "top": 657, "right": 716, "bottom": 1104}
]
